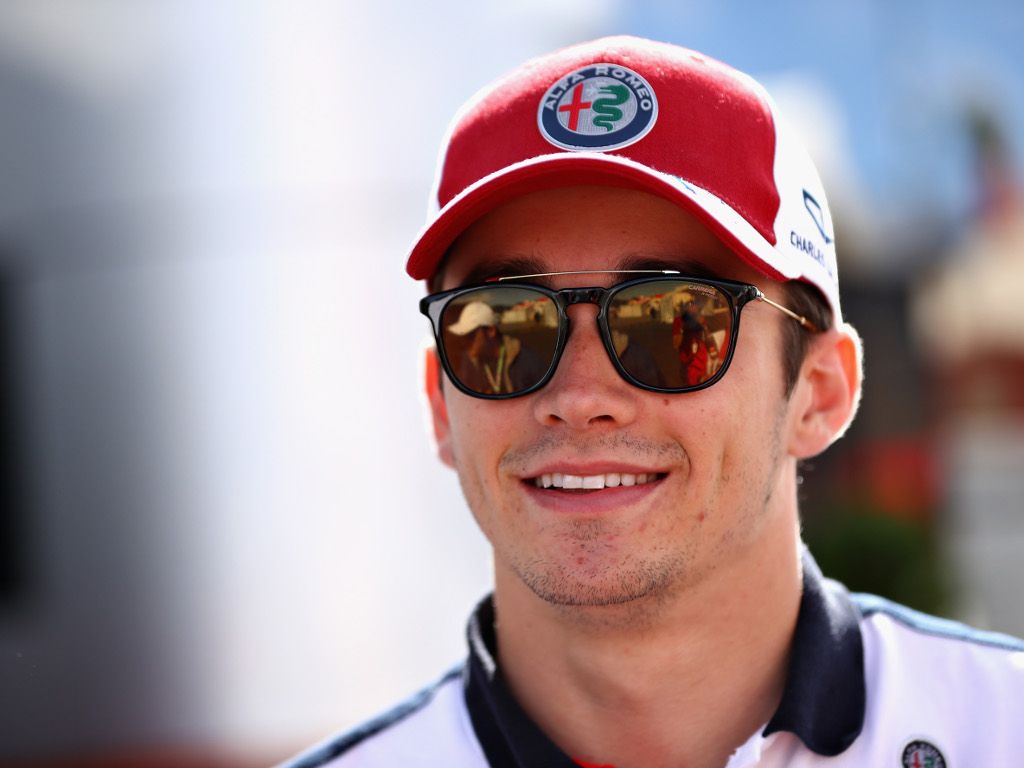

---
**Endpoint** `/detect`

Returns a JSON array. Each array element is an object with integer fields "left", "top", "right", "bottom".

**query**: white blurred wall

[{"left": 0, "top": 0, "right": 615, "bottom": 760}]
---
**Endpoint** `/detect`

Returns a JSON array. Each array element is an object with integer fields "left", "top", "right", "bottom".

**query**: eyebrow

[
  {"left": 619, "top": 255, "right": 721, "bottom": 280},
  {"left": 455, "top": 256, "right": 545, "bottom": 288}
]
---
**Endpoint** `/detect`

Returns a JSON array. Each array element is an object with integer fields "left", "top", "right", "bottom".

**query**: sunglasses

[{"left": 421, "top": 270, "right": 818, "bottom": 399}]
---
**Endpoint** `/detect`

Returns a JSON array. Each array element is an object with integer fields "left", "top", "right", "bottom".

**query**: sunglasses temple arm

[{"left": 757, "top": 295, "right": 819, "bottom": 332}]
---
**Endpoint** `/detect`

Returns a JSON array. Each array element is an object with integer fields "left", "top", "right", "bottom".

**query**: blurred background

[{"left": 1, "top": 1, "right": 1022, "bottom": 765}]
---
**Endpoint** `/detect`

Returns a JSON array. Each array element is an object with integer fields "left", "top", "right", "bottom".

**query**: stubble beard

[
  {"left": 508, "top": 515, "right": 696, "bottom": 608},
  {"left": 491, "top": 405, "right": 790, "bottom": 612},
  {"left": 485, "top": 431, "right": 701, "bottom": 610}
]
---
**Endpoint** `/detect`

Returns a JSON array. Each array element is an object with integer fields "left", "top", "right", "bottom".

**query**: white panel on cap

[
  {"left": 643, "top": 169, "right": 802, "bottom": 279},
  {"left": 766, "top": 96, "right": 842, "bottom": 321}
]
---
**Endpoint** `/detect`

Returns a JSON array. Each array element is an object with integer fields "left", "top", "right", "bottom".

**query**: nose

[{"left": 531, "top": 304, "right": 639, "bottom": 429}]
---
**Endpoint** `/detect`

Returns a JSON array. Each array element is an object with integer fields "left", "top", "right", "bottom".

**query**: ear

[
  {"left": 424, "top": 345, "right": 455, "bottom": 468},
  {"left": 787, "top": 323, "right": 863, "bottom": 459}
]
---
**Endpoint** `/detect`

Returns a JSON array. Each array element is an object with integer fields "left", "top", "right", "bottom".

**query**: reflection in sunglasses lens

[
  {"left": 440, "top": 287, "right": 558, "bottom": 396},
  {"left": 436, "top": 280, "right": 734, "bottom": 396},
  {"left": 608, "top": 281, "right": 732, "bottom": 389}
]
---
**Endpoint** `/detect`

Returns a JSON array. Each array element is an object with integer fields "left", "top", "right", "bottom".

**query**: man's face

[
  {"left": 433, "top": 186, "right": 803, "bottom": 608},
  {"left": 468, "top": 325, "right": 498, "bottom": 358}
]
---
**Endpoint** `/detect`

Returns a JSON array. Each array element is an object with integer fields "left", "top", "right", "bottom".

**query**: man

[
  {"left": 671, "top": 298, "right": 712, "bottom": 387},
  {"left": 446, "top": 300, "right": 547, "bottom": 396},
  {"left": 283, "top": 36, "right": 1024, "bottom": 768}
]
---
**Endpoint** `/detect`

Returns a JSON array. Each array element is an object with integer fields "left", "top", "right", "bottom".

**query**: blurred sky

[
  {"left": 630, "top": 0, "right": 1024, "bottom": 223},
  {"left": 0, "top": 0, "right": 1022, "bottom": 762}
]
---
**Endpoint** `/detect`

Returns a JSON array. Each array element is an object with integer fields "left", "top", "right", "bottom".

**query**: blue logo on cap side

[
  {"left": 538, "top": 64, "right": 658, "bottom": 152},
  {"left": 803, "top": 189, "right": 833, "bottom": 245}
]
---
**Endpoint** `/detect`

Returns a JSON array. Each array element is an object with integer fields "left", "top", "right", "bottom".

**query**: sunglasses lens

[
  {"left": 439, "top": 287, "right": 558, "bottom": 396},
  {"left": 607, "top": 280, "right": 733, "bottom": 390}
]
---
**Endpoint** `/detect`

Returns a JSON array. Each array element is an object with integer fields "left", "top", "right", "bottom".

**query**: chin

[{"left": 515, "top": 560, "right": 681, "bottom": 608}]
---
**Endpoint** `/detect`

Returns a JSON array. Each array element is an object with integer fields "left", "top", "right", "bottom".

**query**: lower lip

[{"left": 522, "top": 478, "right": 664, "bottom": 514}]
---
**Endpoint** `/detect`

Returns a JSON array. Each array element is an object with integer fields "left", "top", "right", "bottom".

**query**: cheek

[
  {"left": 446, "top": 398, "right": 490, "bottom": 473},
  {"left": 447, "top": 406, "right": 496, "bottom": 538},
  {"left": 445, "top": 395, "right": 523, "bottom": 494},
  {"left": 446, "top": 399, "right": 539, "bottom": 548},
  {"left": 683, "top": 344, "right": 786, "bottom": 510}
]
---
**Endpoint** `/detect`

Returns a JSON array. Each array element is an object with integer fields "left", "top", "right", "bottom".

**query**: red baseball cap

[{"left": 406, "top": 35, "right": 841, "bottom": 320}]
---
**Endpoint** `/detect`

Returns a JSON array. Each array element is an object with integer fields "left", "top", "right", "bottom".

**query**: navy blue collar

[{"left": 463, "top": 551, "right": 865, "bottom": 767}]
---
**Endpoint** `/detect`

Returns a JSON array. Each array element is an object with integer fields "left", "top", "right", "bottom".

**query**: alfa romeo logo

[
  {"left": 537, "top": 63, "right": 658, "bottom": 151},
  {"left": 901, "top": 739, "right": 946, "bottom": 768}
]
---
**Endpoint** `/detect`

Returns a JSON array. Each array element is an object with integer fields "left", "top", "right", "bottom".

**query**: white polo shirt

[{"left": 280, "top": 553, "right": 1024, "bottom": 768}]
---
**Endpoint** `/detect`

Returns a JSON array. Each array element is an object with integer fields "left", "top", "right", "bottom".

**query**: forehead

[{"left": 440, "top": 186, "right": 768, "bottom": 290}]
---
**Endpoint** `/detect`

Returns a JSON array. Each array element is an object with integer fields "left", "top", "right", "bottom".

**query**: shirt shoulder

[
  {"left": 852, "top": 594, "right": 1024, "bottom": 763},
  {"left": 276, "top": 666, "right": 489, "bottom": 768},
  {"left": 855, "top": 592, "right": 1024, "bottom": 652}
]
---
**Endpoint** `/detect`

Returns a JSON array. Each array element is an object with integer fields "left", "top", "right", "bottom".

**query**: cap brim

[{"left": 406, "top": 152, "right": 804, "bottom": 288}]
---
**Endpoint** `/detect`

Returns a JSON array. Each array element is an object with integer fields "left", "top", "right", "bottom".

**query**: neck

[{"left": 492, "top": 494, "right": 803, "bottom": 768}]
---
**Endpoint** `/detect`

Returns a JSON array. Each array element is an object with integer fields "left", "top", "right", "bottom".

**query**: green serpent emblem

[{"left": 591, "top": 85, "right": 630, "bottom": 131}]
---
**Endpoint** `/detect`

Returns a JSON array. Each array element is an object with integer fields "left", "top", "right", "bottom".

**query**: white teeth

[{"left": 535, "top": 472, "right": 661, "bottom": 489}]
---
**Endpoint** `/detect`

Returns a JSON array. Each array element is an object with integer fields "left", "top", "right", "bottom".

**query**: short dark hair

[{"left": 779, "top": 281, "right": 833, "bottom": 395}]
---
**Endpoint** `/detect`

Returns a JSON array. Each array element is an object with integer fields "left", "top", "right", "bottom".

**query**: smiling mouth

[{"left": 530, "top": 472, "right": 667, "bottom": 490}]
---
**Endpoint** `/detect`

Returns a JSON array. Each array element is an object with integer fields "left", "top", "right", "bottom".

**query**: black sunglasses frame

[{"left": 420, "top": 274, "right": 802, "bottom": 400}]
